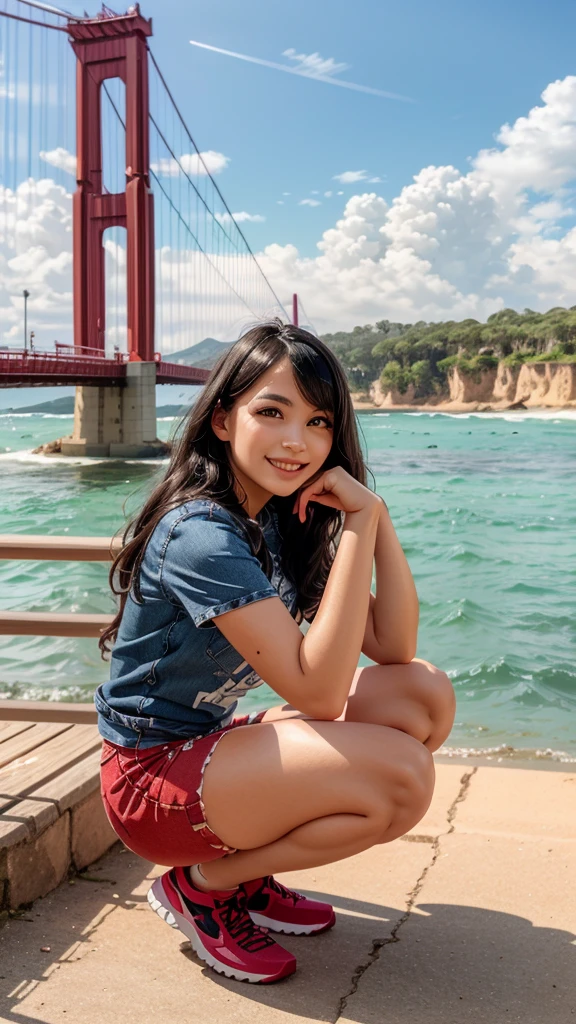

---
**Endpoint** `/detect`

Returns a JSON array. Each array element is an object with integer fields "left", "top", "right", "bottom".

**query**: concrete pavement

[{"left": 0, "top": 762, "right": 574, "bottom": 1024}]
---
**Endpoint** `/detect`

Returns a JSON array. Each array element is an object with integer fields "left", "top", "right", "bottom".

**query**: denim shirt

[{"left": 95, "top": 499, "right": 302, "bottom": 748}]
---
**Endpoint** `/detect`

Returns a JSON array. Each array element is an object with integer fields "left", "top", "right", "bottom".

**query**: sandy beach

[
  {"left": 351, "top": 396, "right": 576, "bottom": 414},
  {"left": 1, "top": 758, "right": 574, "bottom": 1023}
]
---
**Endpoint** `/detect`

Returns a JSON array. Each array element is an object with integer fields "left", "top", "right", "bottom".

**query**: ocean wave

[
  {"left": 0, "top": 450, "right": 107, "bottom": 466},
  {"left": 427, "top": 410, "right": 576, "bottom": 421},
  {"left": 436, "top": 743, "right": 575, "bottom": 763},
  {"left": 444, "top": 544, "right": 484, "bottom": 564},
  {"left": 503, "top": 581, "right": 551, "bottom": 594},
  {"left": 450, "top": 657, "right": 576, "bottom": 707}
]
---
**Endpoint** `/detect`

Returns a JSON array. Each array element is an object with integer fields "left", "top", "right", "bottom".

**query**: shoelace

[
  {"left": 217, "top": 892, "right": 276, "bottom": 953},
  {"left": 266, "top": 875, "right": 304, "bottom": 906}
]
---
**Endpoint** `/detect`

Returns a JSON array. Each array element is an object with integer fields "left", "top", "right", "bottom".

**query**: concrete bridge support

[{"left": 60, "top": 362, "right": 166, "bottom": 458}]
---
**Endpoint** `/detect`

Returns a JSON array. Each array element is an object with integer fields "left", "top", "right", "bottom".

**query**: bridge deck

[{"left": 0, "top": 351, "right": 210, "bottom": 388}]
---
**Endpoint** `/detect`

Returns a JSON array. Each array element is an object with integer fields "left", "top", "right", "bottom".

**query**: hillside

[
  {"left": 0, "top": 397, "right": 194, "bottom": 417},
  {"left": 163, "top": 338, "right": 234, "bottom": 368},
  {"left": 322, "top": 307, "right": 576, "bottom": 405},
  {"left": 0, "top": 396, "right": 76, "bottom": 415}
]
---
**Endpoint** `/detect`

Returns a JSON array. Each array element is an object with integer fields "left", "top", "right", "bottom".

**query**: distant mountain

[
  {"left": 156, "top": 404, "right": 193, "bottom": 417},
  {"left": 0, "top": 396, "right": 195, "bottom": 417},
  {"left": 162, "top": 338, "right": 235, "bottom": 369},
  {"left": 0, "top": 396, "right": 75, "bottom": 414}
]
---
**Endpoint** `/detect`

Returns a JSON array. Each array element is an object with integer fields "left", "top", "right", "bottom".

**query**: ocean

[{"left": 0, "top": 409, "right": 574, "bottom": 763}]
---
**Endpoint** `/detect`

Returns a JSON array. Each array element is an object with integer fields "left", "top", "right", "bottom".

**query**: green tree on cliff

[{"left": 322, "top": 305, "right": 576, "bottom": 399}]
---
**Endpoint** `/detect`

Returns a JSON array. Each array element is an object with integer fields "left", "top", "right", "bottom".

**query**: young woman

[{"left": 97, "top": 320, "right": 455, "bottom": 985}]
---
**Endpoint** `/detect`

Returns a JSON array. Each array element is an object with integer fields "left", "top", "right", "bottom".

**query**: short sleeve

[{"left": 159, "top": 509, "right": 278, "bottom": 628}]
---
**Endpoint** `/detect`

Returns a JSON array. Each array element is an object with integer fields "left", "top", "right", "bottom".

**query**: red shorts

[{"left": 100, "top": 710, "right": 268, "bottom": 867}]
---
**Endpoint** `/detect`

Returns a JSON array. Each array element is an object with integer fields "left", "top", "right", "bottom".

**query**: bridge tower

[{"left": 61, "top": 4, "right": 163, "bottom": 457}]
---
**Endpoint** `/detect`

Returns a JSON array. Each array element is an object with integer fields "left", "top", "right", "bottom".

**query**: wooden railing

[{"left": 0, "top": 534, "right": 121, "bottom": 724}]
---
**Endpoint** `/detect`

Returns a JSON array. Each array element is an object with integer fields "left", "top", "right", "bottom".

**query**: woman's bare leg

[
  {"left": 199, "top": 718, "right": 434, "bottom": 890},
  {"left": 262, "top": 658, "right": 456, "bottom": 753}
]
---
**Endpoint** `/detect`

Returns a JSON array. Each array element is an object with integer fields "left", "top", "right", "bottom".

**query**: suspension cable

[
  {"left": 101, "top": 82, "right": 265, "bottom": 321},
  {"left": 148, "top": 48, "right": 287, "bottom": 317}
]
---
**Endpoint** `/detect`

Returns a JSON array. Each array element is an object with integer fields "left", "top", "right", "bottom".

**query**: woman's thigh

[
  {"left": 201, "top": 717, "right": 434, "bottom": 851},
  {"left": 260, "top": 658, "right": 455, "bottom": 751}
]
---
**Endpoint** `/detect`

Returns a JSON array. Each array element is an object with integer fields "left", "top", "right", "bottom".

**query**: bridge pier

[{"left": 60, "top": 362, "right": 167, "bottom": 458}]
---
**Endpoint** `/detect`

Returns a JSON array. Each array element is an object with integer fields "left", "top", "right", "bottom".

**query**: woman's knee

[
  {"left": 392, "top": 659, "right": 456, "bottom": 750},
  {"left": 369, "top": 729, "right": 435, "bottom": 841},
  {"left": 408, "top": 658, "right": 454, "bottom": 716}
]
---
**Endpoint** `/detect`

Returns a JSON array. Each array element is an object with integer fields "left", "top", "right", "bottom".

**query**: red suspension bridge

[{"left": 0, "top": 0, "right": 313, "bottom": 455}]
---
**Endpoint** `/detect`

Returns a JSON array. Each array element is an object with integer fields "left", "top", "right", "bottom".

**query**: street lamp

[{"left": 23, "top": 290, "right": 30, "bottom": 353}]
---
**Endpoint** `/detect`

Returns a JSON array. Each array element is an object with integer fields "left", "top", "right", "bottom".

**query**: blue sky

[
  {"left": 4, "top": 0, "right": 576, "bottom": 406},
  {"left": 67, "top": 0, "right": 576, "bottom": 256}
]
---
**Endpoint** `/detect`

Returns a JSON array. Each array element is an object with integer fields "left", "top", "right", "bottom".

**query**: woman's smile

[{"left": 266, "top": 457, "right": 309, "bottom": 474}]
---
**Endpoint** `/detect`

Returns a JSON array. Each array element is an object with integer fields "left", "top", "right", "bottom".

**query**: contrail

[{"left": 189, "top": 40, "right": 414, "bottom": 103}]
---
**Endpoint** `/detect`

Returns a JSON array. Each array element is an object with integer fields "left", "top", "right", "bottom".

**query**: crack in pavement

[{"left": 334, "top": 765, "right": 479, "bottom": 1022}]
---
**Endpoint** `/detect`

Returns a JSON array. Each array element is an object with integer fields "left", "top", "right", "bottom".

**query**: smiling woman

[
  {"left": 96, "top": 319, "right": 453, "bottom": 984},
  {"left": 210, "top": 369, "right": 334, "bottom": 516}
]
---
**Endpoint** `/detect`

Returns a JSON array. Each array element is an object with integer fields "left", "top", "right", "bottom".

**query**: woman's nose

[{"left": 282, "top": 440, "right": 306, "bottom": 452}]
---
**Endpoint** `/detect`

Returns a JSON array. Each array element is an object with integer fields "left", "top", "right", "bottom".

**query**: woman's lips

[{"left": 266, "top": 457, "right": 308, "bottom": 475}]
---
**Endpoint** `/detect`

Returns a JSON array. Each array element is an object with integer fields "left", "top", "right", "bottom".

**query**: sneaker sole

[
  {"left": 147, "top": 879, "right": 295, "bottom": 984},
  {"left": 248, "top": 910, "right": 336, "bottom": 935}
]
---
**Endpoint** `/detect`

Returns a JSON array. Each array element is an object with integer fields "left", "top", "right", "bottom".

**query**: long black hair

[{"left": 99, "top": 319, "right": 369, "bottom": 657}]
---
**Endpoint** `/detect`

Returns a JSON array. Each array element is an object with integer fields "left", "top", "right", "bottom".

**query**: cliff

[
  {"left": 447, "top": 361, "right": 576, "bottom": 409},
  {"left": 354, "top": 361, "right": 576, "bottom": 412}
]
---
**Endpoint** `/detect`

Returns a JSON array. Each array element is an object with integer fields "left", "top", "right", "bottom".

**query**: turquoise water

[{"left": 0, "top": 409, "right": 574, "bottom": 762}]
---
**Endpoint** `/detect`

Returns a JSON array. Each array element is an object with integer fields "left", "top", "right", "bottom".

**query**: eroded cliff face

[
  {"left": 370, "top": 379, "right": 419, "bottom": 407},
  {"left": 492, "top": 363, "right": 521, "bottom": 403},
  {"left": 513, "top": 362, "right": 576, "bottom": 406},
  {"left": 364, "top": 361, "right": 576, "bottom": 410},
  {"left": 448, "top": 366, "right": 498, "bottom": 404}
]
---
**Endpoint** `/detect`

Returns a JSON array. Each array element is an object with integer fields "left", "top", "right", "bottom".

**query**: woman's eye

[{"left": 257, "top": 408, "right": 332, "bottom": 428}]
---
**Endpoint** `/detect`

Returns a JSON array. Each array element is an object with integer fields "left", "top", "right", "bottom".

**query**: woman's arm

[
  {"left": 361, "top": 502, "right": 419, "bottom": 665},
  {"left": 213, "top": 502, "right": 381, "bottom": 721}
]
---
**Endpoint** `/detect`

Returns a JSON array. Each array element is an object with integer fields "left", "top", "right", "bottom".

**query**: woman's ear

[{"left": 211, "top": 402, "right": 229, "bottom": 442}]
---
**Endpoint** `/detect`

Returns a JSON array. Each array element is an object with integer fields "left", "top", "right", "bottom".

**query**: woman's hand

[{"left": 292, "top": 466, "right": 382, "bottom": 524}]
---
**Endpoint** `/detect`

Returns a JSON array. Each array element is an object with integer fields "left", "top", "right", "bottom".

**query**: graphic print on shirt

[{"left": 192, "top": 659, "right": 263, "bottom": 711}]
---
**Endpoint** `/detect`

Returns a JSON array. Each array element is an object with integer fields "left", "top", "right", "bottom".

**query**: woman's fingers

[{"left": 296, "top": 482, "right": 344, "bottom": 523}]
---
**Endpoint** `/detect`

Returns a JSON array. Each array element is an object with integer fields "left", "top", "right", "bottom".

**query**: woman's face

[{"left": 211, "top": 357, "right": 334, "bottom": 517}]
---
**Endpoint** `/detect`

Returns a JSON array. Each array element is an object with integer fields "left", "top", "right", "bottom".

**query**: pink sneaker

[
  {"left": 148, "top": 868, "right": 296, "bottom": 983},
  {"left": 241, "top": 875, "right": 336, "bottom": 935}
]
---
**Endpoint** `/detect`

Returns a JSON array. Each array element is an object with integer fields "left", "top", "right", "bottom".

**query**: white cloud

[
  {"left": 368, "top": 176, "right": 382, "bottom": 183},
  {"left": 151, "top": 150, "right": 229, "bottom": 177},
  {"left": 190, "top": 40, "right": 412, "bottom": 101},
  {"left": 0, "top": 179, "right": 73, "bottom": 344},
  {"left": 258, "top": 76, "right": 576, "bottom": 331},
  {"left": 299, "top": 199, "right": 322, "bottom": 207},
  {"left": 324, "top": 191, "right": 333, "bottom": 198},
  {"left": 277, "top": 200, "right": 285, "bottom": 205},
  {"left": 40, "top": 148, "right": 76, "bottom": 176},
  {"left": 282, "top": 192, "right": 291, "bottom": 196},
  {"left": 310, "top": 190, "right": 320, "bottom": 195},
  {"left": 337, "top": 191, "right": 344, "bottom": 195},
  {"left": 215, "top": 211, "right": 265, "bottom": 224},
  {"left": 333, "top": 170, "right": 368, "bottom": 184},
  {"left": 8, "top": 76, "right": 576, "bottom": 344},
  {"left": 282, "top": 48, "right": 350, "bottom": 79}
]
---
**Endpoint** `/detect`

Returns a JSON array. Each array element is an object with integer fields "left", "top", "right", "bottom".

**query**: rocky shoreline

[{"left": 352, "top": 359, "right": 576, "bottom": 413}]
